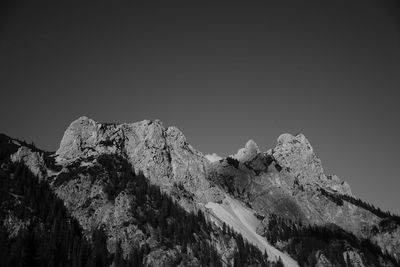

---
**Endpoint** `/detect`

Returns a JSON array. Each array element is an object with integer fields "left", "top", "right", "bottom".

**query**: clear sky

[{"left": 1, "top": 0, "right": 399, "bottom": 214}]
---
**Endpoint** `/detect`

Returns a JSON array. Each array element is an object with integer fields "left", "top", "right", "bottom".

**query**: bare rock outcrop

[
  {"left": 233, "top": 139, "right": 259, "bottom": 162},
  {"left": 144, "top": 248, "right": 180, "bottom": 267},
  {"left": 11, "top": 146, "right": 47, "bottom": 180},
  {"left": 315, "top": 251, "right": 334, "bottom": 267},
  {"left": 271, "top": 133, "right": 351, "bottom": 195},
  {"left": 343, "top": 250, "right": 365, "bottom": 267},
  {"left": 370, "top": 219, "right": 400, "bottom": 260},
  {"left": 3, "top": 214, "right": 30, "bottom": 239},
  {"left": 207, "top": 133, "right": 400, "bottom": 260},
  {"left": 56, "top": 116, "right": 223, "bottom": 205},
  {"left": 50, "top": 116, "right": 227, "bottom": 258}
]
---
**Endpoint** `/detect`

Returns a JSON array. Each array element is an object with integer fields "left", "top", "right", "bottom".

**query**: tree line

[
  {"left": 320, "top": 188, "right": 400, "bottom": 224},
  {"left": 263, "top": 213, "right": 399, "bottom": 267}
]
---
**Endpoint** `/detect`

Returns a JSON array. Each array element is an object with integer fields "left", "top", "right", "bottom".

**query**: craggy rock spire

[
  {"left": 271, "top": 133, "right": 351, "bottom": 195},
  {"left": 233, "top": 139, "right": 260, "bottom": 162}
]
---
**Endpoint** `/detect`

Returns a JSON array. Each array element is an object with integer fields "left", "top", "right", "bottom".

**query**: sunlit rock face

[
  {"left": 56, "top": 116, "right": 223, "bottom": 205},
  {"left": 233, "top": 139, "right": 259, "bottom": 162},
  {"left": 49, "top": 116, "right": 226, "bottom": 258},
  {"left": 271, "top": 133, "right": 351, "bottom": 195},
  {"left": 342, "top": 250, "right": 366, "bottom": 267},
  {"left": 370, "top": 219, "right": 400, "bottom": 260},
  {"left": 11, "top": 146, "right": 47, "bottom": 180},
  {"left": 207, "top": 133, "right": 400, "bottom": 259},
  {"left": 205, "top": 153, "right": 222, "bottom": 163},
  {"left": 315, "top": 251, "right": 334, "bottom": 267},
  {"left": 272, "top": 133, "right": 324, "bottom": 187},
  {"left": 208, "top": 134, "right": 354, "bottom": 220}
]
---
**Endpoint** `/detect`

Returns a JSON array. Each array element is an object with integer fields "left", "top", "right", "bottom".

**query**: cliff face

[
  {"left": 271, "top": 133, "right": 351, "bottom": 195},
  {"left": 56, "top": 116, "right": 223, "bottom": 207},
  {"left": 48, "top": 117, "right": 231, "bottom": 263}
]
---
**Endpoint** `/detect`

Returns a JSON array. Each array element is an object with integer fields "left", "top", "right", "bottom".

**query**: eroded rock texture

[
  {"left": 56, "top": 116, "right": 223, "bottom": 206},
  {"left": 208, "top": 133, "right": 400, "bottom": 260}
]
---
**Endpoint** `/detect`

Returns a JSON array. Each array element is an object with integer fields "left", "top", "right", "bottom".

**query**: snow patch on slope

[
  {"left": 206, "top": 195, "right": 298, "bottom": 267},
  {"left": 205, "top": 153, "right": 223, "bottom": 162}
]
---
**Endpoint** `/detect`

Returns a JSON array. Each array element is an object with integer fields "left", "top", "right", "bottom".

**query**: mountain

[
  {"left": 208, "top": 135, "right": 400, "bottom": 266},
  {"left": 1, "top": 117, "right": 399, "bottom": 267}
]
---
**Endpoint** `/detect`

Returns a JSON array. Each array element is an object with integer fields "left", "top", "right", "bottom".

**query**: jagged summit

[
  {"left": 56, "top": 116, "right": 197, "bottom": 160},
  {"left": 57, "top": 116, "right": 164, "bottom": 160},
  {"left": 233, "top": 139, "right": 260, "bottom": 162},
  {"left": 58, "top": 117, "right": 347, "bottom": 193},
  {"left": 273, "top": 133, "right": 321, "bottom": 176},
  {"left": 271, "top": 132, "right": 351, "bottom": 195},
  {"left": 56, "top": 116, "right": 223, "bottom": 206},
  {"left": 210, "top": 132, "right": 351, "bottom": 196}
]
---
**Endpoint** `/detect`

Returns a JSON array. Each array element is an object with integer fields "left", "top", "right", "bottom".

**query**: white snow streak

[
  {"left": 205, "top": 153, "right": 223, "bottom": 162},
  {"left": 206, "top": 196, "right": 298, "bottom": 267}
]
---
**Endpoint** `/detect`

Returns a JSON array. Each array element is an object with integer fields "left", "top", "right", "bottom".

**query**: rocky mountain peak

[
  {"left": 56, "top": 116, "right": 99, "bottom": 160},
  {"left": 56, "top": 116, "right": 163, "bottom": 160},
  {"left": 273, "top": 134, "right": 321, "bottom": 184},
  {"left": 165, "top": 126, "right": 187, "bottom": 148},
  {"left": 272, "top": 133, "right": 323, "bottom": 181},
  {"left": 233, "top": 139, "right": 260, "bottom": 162},
  {"left": 55, "top": 116, "right": 223, "bottom": 207},
  {"left": 271, "top": 133, "right": 351, "bottom": 195}
]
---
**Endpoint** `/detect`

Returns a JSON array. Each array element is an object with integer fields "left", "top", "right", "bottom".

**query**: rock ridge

[
  {"left": 270, "top": 133, "right": 351, "bottom": 195},
  {"left": 55, "top": 116, "right": 223, "bottom": 206}
]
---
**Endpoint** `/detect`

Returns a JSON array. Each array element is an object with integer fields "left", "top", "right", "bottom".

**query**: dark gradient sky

[{"left": 1, "top": 1, "right": 399, "bottom": 213}]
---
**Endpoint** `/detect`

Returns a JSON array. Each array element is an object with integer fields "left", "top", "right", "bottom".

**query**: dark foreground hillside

[
  {"left": 0, "top": 138, "right": 283, "bottom": 267},
  {"left": 260, "top": 214, "right": 399, "bottom": 267}
]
